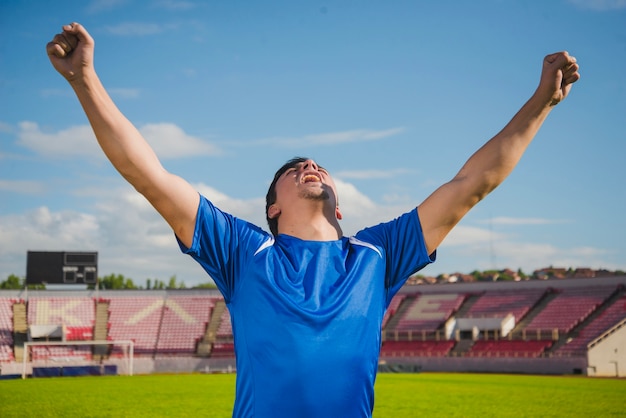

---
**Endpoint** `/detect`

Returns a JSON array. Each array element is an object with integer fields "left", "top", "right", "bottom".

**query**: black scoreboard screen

[{"left": 26, "top": 251, "right": 98, "bottom": 285}]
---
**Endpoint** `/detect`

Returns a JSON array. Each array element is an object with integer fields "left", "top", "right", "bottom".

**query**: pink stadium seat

[
  {"left": 556, "top": 295, "right": 626, "bottom": 356},
  {"left": 467, "top": 288, "right": 545, "bottom": 322},
  {"left": 211, "top": 342, "right": 235, "bottom": 357},
  {"left": 216, "top": 309, "right": 233, "bottom": 338},
  {"left": 468, "top": 340, "right": 552, "bottom": 358},
  {"left": 27, "top": 297, "right": 95, "bottom": 327},
  {"left": 155, "top": 296, "right": 215, "bottom": 355},
  {"left": 380, "top": 340, "right": 455, "bottom": 357},
  {"left": 393, "top": 293, "right": 465, "bottom": 332},
  {"left": 0, "top": 298, "right": 16, "bottom": 362},
  {"left": 107, "top": 296, "right": 164, "bottom": 356},
  {"left": 525, "top": 287, "right": 616, "bottom": 334},
  {"left": 382, "top": 294, "right": 406, "bottom": 329}
]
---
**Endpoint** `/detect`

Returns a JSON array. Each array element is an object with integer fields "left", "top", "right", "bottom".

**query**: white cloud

[
  {"left": 15, "top": 122, "right": 220, "bottom": 160},
  {"left": 109, "top": 88, "right": 141, "bottom": 99},
  {"left": 40, "top": 89, "right": 74, "bottom": 98},
  {"left": 86, "top": 0, "right": 128, "bottom": 14},
  {"left": 104, "top": 22, "right": 167, "bottom": 36},
  {"left": 335, "top": 179, "right": 408, "bottom": 235},
  {"left": 480, "top": 217, "right": 570, "bottom": 226},
  {"left": 0, "top": 180, "right": 46, "bottom": 194},
  {"left": 0, "top": 121, "right": 13, "bottom": 133},
  {"left": 17, "top": 122, "right": 102, "bottom": 159},
  {"left": 195, "top": 183, "right": 266, "bottom": 223},
  {"left": 40, "top": 88, "right": 139, "bottom": 100},
  {"left": 335, "top": 168, "right": 414, "bottom": 180},
  {"left": 254, "top": 127, "right": 406, "bottom": 147},
  {"left": 0, "top": 178, "right": 616, "bottom": 285},
  {"left": 154, "top": 0, "right": 197, "bottom": 10},
  {"left": 442, "top": 225, "right": 503, "bottom": 247},
  {"left": 140, "top": 123, "right": 220, "bottom": 158},
  {"left": 567, "top": 0, "right": 626, "bottom": 10},
  {"left": 433, "top": 236, "right": 615, "bottom": 276},
  {"left": 0, "top": 207, "right": 100, "bottom": 257}
]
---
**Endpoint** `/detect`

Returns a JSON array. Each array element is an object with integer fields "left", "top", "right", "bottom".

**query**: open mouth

[{"left": 301, "top": 174, "right": 322, "bottom": 184}]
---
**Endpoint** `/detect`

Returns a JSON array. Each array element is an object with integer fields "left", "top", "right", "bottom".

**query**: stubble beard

[{"left": 299, "top": 187, "right": 330, "bottom": 202}]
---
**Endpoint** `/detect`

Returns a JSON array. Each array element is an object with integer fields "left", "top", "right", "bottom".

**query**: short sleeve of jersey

[
  {"left": 355, "top": 209, "right": 436, "bottom": 300},
  {"left": 177, "top": 195, "right": 269, "bottom": 302}
]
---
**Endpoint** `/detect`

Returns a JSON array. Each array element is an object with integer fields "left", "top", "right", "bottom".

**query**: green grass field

[{"left": 1, "top": 372, "right": 624, "bottom": 417}]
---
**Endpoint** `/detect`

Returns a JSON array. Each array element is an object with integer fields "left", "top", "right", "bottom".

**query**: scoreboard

[{"left": 26, "top": 251, "right": 98, "bottom": 285}]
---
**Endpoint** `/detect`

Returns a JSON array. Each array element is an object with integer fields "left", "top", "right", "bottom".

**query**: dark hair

[{"left": 265, "top": 157, "right": 309, "bottom": 236}]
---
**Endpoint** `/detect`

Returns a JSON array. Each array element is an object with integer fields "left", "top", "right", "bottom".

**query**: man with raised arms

[{"left": 47, "top": 23, "right": 579, "bottom": 418}]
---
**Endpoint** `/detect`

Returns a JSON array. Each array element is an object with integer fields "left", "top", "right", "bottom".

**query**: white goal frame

[{"left": 22, "top": 340, "right": 134, "bottom": 379}]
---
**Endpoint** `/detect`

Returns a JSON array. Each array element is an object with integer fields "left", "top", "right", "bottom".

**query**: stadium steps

[
  {"left": 153, "top": 297, "right": 168, "bottom": 358},
  {"left": 383, "top": 295, "right": 417, "bottom": 331},
  {"left": 546, "top": 285, "right": 624, "bottom": 353},
  {"left": 93, "top": 300, "right": 110, "bottom": 360},
  {"left": 446, "top": 294, "right": 481, "bottom": 356},
  {"left": 453, "top": 293, "right": 482, "bottom": 318},
  {"left": 12, "top": 301, "right": 27, "bottom": 362},
  {"left": 510, "top": 289, "right": 558, "bottom": 335},
  {"left": 449, "top": 338, "right": 474, "bottom": 356},
  {"left": 197, "top": 299, "right": 227, "bottom": 357}
]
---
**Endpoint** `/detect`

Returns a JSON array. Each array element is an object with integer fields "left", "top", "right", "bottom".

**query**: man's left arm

[{"left": 417, "top": 51, "right": 580, "bottom": 255}]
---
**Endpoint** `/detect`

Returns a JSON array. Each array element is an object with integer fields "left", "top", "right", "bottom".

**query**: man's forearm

[{"left": 455, "top": 93, "right": 553, "bottom": 202}]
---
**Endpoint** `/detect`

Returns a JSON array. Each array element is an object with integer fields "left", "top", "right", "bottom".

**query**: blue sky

[{"left": 1, "top": 0, "right": 625, "bottom": 286}]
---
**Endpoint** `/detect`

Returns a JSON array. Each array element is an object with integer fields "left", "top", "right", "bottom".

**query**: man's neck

[{"left": 277, "top": 211, "right": 343, "bottom": 241}]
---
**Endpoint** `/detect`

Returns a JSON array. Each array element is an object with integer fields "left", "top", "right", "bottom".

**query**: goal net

[{"left": 22, "top": 340, "right": 134, "bottom": 379}]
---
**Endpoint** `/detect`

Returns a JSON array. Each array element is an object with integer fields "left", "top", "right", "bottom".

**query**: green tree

[
  {"left": 99, "top": 273, "right": 137, "bottom": 289},
  {"left": 166, "top": 275, "right": 186, "bottom": 289},
  {"left": 193, "top": 282, "right": 218, "bottom": 289},
  {"left": 0, "top": 274, "right": 23, "bottom": 289}
]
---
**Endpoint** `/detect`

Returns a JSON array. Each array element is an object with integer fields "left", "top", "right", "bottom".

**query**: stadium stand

[
  {"left": 393, "top": 293, "right": 465, "bottom": 332},
  {"left": 30, "top": 344, "right": 92, "bottom": 362},
  {"left": 210, "top": 307, "right": 235, "bottom": 357},
  {"left": 467, "top": 340, "right": 552, "bottom": 358},
  {"left": 107, "top": 296, "right": 164, "bottom": 356},
  {"left": 556, "top": 294, "right": 626, "bottom": 356},
  {"left": 27, "top": 296, "right": 95, "bottom": 328},
  {"left": 380, "top": 340, "right": 455, "bottom": 357},
  {"left": 155, "top": 296, "right": 215, "bottom": 355},
  {"left": 525, "top": 286, "right": 617, "bottom": 334},
  {"left": 382, "top": 294, "right": 405, "bottom": 329},
  {"left": 0, "top": 277, "right": 624, "bottom": 377},
  {"left": 465, "top": 288, "right": 545, "bottom": 322},
  {"left": 25, "top": 296, "right": 95, "bottom": 361},
  {"left": 216, "top": 308, "right": 233, "bottom": 339},
  {"left": 0, "top": 298, "right": 16, "bottom": 362}
]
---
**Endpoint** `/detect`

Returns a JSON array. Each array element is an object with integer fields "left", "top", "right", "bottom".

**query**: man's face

[{"left": 268, "top": 159, "right": 341, "bottom": 220}]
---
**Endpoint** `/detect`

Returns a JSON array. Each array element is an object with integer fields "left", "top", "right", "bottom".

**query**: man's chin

[{"left": 300, "top": 190, "right": 330, "bottom": 201}]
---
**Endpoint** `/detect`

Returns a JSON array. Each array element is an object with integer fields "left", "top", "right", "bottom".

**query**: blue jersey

[{"left": 180, "top": 196, "right": 434, "bottom": 417}]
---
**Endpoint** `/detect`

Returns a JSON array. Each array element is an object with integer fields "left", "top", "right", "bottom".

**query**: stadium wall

[
  {"left": 108, "top": 357, "right": 237, "bottom": 375},
  {"left": 379, "top": 356, "right": 587, "bottom": 375}
]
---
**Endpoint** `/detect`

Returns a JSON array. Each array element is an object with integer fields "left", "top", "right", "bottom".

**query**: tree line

[{"left": 0, "top": 273, "right": 217, "bottom": 290}]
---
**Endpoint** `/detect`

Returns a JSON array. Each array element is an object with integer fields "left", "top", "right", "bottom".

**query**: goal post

[{"left": 22, "top": 340, "right": 134, "bottom": 379}]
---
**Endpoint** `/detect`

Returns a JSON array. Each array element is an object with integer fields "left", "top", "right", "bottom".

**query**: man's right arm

[{"left": 47, "top": 23, "right": 199, "bottom": 247}]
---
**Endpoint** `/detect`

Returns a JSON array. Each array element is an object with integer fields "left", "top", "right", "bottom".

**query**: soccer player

[{"left": 47, "top": 23, "right": 580, "bottom": 417}]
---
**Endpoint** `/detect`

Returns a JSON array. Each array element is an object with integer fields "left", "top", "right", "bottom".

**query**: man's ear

[
  {"left": 268, "top": 204, "right": 281, "bottom": 219},
  {"left": 335, "top": 206, "right": 343, "bottom": 220}
]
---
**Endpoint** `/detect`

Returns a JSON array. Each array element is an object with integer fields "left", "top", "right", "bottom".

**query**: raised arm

[
  {"left": 46, "top": 23, "right": 199, "bottom": 247},
  {"left": 418, "top": 51, "right": 580, "bottom": 255}
]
